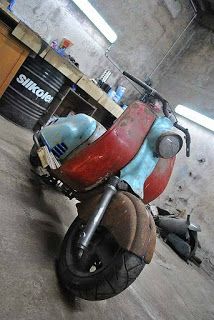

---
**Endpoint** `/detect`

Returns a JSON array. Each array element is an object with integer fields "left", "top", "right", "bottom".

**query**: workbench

[{"left": 0, "top": 1, "right": 123, "bottom": 127}]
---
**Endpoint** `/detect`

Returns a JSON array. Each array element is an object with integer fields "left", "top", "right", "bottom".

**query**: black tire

[
  {"left": 57, "top": 218, "right": 145, "bottom": 301},
  {"left": 29, "top": 144, "right": 40, "bottom": 167}
]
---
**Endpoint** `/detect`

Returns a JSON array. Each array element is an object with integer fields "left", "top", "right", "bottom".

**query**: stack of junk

[{"left": 148, "top": 205, "right": 202, "bottom": 265}]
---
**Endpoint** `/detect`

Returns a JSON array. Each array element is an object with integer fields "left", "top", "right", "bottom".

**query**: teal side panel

[
  {"left": 120, "top": 117, "right": 173, "bottom": 197},
  {"left": 40, "top": 114, "right": 97, "bottom": 159}
]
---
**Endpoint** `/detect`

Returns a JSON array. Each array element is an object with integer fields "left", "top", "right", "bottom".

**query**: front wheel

[
  {"left": 29, "top": 144, "right": 40, "bottom": 167},
  {"left": 57, "top": 218, "right": 145, "bottom": 301}
]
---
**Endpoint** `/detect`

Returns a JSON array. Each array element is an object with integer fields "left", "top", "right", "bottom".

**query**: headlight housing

[{"left": 156, "top": 132, "right": 183, "bottom": 159}]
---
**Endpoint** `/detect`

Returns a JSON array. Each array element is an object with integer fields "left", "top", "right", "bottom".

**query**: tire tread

[
  {"left": 57, "top": 218, "right": 145, "bottom": 301},
  {"left": 58, "top": 249, "right": 144, "bottom": 300}
]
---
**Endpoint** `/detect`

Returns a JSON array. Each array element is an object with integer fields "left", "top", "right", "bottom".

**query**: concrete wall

[
  {"left": 156, "top": 25, "right": 214, "bottom": 117},
  {"left": 154, "top": 24, "right": 214, "bottom": 273},
  {"left": 153, "top": 117, "right": 214, "bottom": 271},
  {"left": 12, "top": 0, "right": 194, "bottom": 102}
]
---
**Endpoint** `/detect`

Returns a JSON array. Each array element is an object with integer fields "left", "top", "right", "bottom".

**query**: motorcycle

[{"left": 30, "top": 72, "right": 191, "bottom": 301}]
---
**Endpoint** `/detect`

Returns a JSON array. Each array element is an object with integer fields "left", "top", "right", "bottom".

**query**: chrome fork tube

[{"left": 77, "top": 176, "right": 120, "bottom": 253}]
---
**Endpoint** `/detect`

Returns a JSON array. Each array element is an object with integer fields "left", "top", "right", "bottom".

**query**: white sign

[{"left": 16, "top": 74, "right": 54, "bottom": 103}]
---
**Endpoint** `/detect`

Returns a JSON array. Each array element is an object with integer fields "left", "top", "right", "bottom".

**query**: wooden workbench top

[
  {"left": 0, "top": 1, "right": 19, "bottom": 23},
  {"left": 0, "top": 2, "right": 123, "bottom": 119}
]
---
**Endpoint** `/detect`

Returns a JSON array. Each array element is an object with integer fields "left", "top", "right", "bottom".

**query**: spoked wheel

[{"left": 57, "top": 218, "right": 145, "bottom": 301}]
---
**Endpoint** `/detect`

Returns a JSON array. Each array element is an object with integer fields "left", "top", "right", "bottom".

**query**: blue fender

[{"left": 120, "top": 117, "right": 173, "bottom": 197}]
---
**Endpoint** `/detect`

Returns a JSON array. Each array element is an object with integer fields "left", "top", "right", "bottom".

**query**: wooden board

[
  {"left": 98, "top": 94, "right": 123, "bottom": 118},
  {"left": 12, "top": 23, "right": 84, "bottom": 82},
  {"left": 0, "top": 21, "right": 29, "bottom": 96},
  {"left": 77, "top": 76, "right": 104, "bottom": 101},
  {"left": 12, "top": 22, "right": 49, "bottom": 57},
  {"left": 44, "top": 50, "right": 83, "bottom": 83}
]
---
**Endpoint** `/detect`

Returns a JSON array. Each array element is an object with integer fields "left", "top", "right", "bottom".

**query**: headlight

[{"left": 156, "top": 132, "right": 183, "bottom": 159}]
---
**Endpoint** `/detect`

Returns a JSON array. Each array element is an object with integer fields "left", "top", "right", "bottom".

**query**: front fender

[
  {"left": 143, "top": 157, "right": 175, "bottom": 204},
  {"left": 76, "top": 191, "right": 156, "bottom": 263}
]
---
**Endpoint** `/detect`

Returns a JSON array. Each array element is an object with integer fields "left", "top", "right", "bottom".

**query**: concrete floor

[{"left": 0, "top": 115, "right": 214, "bottom": 320}]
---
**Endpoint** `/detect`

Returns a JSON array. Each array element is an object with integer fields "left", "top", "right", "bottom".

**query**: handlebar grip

[
  {"left": 123, "top": 71, "right": 163, "bottom": 100},
  {"left": 123, "top": 71, "right": 153, "bottom": 93}
]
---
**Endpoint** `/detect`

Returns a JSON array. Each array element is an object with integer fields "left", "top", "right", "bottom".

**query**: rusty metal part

[
  {"left": 125, "top": 192, "right": 156, "bottom": 263},
  {"left": 77, "top": 191, "right": 156, "bottom": 263}
]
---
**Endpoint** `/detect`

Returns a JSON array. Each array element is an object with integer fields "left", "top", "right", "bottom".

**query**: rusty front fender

[{"left": 76, "top": 191, "right": 156, "bottom": 263}]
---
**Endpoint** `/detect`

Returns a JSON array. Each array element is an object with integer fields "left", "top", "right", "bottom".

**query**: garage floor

[{"left": 0, "top": 115, "right": 214, "bottom": 320}]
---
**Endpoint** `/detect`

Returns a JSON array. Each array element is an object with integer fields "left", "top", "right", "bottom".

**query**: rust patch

[{"left": 77, "top": 191, "right": 156, "bottom": 262}]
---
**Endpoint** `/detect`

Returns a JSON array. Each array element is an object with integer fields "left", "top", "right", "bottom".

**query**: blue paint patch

[
  {"left": 120, "top": 117, "right": 173, "bottom": 197},
  {"left": 40, "top": 114, "right": 97, "bottom": 160}
]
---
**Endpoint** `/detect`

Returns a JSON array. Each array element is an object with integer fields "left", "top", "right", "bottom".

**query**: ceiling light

[
  {"left": 175, "top": 105, "right": 214, "bottom": 132},
  {"left": 72, "top": 0, "right": 117, "bottom": 43}
]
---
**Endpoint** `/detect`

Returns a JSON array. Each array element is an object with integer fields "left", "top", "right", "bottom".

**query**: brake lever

[
  {"left": 174, "top": 122, "right": 191, "bottom": 157},
  {"left": 162, "top": 101, "right": 191, "bottom": 157}
]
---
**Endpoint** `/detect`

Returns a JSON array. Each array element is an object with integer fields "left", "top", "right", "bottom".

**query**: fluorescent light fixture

[
  {"left": 175, "top": 105, "right": 214, "bottom": 132},
  {"left": 72, "top": 0, "right": 117, "bottom": 43}
]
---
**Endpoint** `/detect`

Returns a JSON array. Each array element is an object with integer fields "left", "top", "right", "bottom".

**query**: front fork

[{"left": 77, "top": 176, "right": 120, "bottom": 255}]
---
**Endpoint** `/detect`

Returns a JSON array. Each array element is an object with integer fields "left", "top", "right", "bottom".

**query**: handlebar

[
  {"left": 123, "top": 71, "right": 161, "bottom": 98},
  {"left": 123, "top": 71, "right": 173, "bottom": 118},
  {"left": 123, "top": 71, "right": 191, "bottom": 157}
]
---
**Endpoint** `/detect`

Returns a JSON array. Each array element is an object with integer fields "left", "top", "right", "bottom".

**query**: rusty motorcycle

[{"left": 30, "top": 72, "right": 190, "bottom": 300}]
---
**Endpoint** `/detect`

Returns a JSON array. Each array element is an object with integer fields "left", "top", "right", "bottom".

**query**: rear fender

[{"left": 76, "top": 191, "right": 156, "bottom": 263}]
